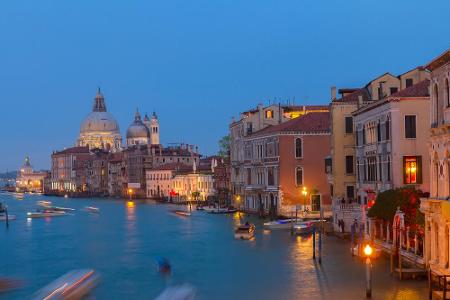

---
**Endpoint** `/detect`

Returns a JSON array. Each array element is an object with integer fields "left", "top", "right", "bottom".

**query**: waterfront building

[
  {"left": 330, "top": 67, "right": 430, "bottom": 232},
  {"left": 229, "top": 103, "right": 328, "bottom": 209},
  {"left": 420, "top": 49, "right": 450, "bottom": 270},
  {"left": 86, "top": 149, "right": 110, "bottom": 196},
  {"left": 146, "top": 163, "right": 182, "bottom": 199},
  {"left": 15, "top": 156, "right": 49, "bottom": 193},
  {"left": 353, "top": 78, "right": 430, "bottom": 205},
  {"left": 212, "top": 156, "right": 231, "bottom": 206},
  {"left": 237, "top": 111, "right": 331, "bottom": 217},
  {"left": 108, "top": 152, "right": 125, "bottom": 197},
  {"left": 49, "top": 146, "right": 91, "bottom": 193},
  {"left": 77, "top": 89, "right": 122, "bottom": 152}
]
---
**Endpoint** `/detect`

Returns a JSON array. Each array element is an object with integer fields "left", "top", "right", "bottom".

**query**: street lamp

[
  {"left": 301, "top": 187, "right": 308, "bottom": 216},
  {"left": 128, "top": 188, "right": 133, "bottom": 201},
  {"left": 363, "top": 243, "right": 373, "bottom": 298}
]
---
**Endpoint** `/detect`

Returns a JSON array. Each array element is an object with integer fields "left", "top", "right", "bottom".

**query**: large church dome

[
  {"left": 126, "top": 110, "right": 150, "bottom": 146},
  {"left": 77, "top": 89, "right": 122, "bottom": 152}
]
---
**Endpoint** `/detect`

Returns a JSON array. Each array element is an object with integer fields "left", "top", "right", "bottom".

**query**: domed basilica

[
  {"left": 77, "top": 88, "right": 122, "bottom": 152},
  {"left": 77, "top": 89, "right": 160, "bottom": 152}
]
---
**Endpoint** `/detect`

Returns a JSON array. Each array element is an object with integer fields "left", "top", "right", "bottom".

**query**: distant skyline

[{"left": 0, "top": 0, "right": 449, "bottom": 171}]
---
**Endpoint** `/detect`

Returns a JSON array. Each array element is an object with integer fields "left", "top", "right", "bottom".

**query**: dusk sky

[{"left": 0, "top": 0, "right": 449, "bottom": 171}]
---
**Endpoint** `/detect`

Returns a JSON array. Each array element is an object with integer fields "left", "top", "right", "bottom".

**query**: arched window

[
  {"left": 295, "top": 138, "right": 303, "bottom": 158},
  {"left": 434, "top": 84, "right": 439, "bottom": 124},
  {"left": 295, "top": 167, "right": 303, "bottom": 186},
  {"left": 446, "top": 78, "right": 449, "bottom": 108}
]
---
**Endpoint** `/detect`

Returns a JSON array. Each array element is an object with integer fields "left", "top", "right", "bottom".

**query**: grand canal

[{"left": 1, "top": 193, "right": 427, "bottom": 299}]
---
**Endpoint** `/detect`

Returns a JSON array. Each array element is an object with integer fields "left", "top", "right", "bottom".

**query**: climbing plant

[{"left": 367, "top": 187, "right": 425, "bottom": 233}]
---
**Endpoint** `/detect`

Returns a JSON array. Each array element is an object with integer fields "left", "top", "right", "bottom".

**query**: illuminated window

[
  {"left": 404, "top": 156, "right": 422, "bottom": 184},
  {"left": 265, "top": 110, "right": 274, "bottom": 119}
]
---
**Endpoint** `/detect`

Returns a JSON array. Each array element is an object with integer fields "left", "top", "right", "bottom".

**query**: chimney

[
  {"left": 331, "top": 86, "right": 336, "bottom": 101},
  {"left": 357, "top": 95, "right": 363, "bottom": 108}
]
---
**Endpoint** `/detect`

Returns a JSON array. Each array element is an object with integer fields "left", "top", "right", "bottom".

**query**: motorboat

[
  {"left": 209, "top": 208, "right": 238, "bottom": 214},
  {"left": 27, "top": 210, "right": 67, "bottom": 218},
  {"left": 154, "top": 284, "right": 196, "bottom": 300},
  {"left": 263, "top": 219, "right": 297, "bottom": 230},
  {"left": 48, "top": 206, "right": 75, "bottom": 212},
  {"left": 37, "top": 200, "right": 52, "bottom": 207},
  {"left": 293, "top": 222, "right": 314, "bottom": 235},
  {"left": 196, "top": 206, "right": 205, "bottom": 211},
  {"left": 234, "top": 223, "right": 255, "bottom": 240},
  {"left": 0, "top": 214, "right": 16, "bottom": 221},
  {"left": 32, "top": 269, "right": 100, "bottom": 300},
  {"left": 172, "top": 210, "right": 191, "bottom": 217},
  {"left": 85, "top": 206, "right": 100, "bottom": 213}
]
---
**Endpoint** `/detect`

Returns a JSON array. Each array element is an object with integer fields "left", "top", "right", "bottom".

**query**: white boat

[
  {"left": 234, "top": 223, "right": 255, "bottom": 240},
  {"left": 263, "top": 219, "right": 297, "bottom": 230},
  {"left": 33, "top": 269, "right": 100, "bottom": 300},
  {"left": 49, "top": 206, "right": 75, "bottom": 212},
  {"left": 0, "top": 214, "right": 16, "bottom": 221},
  {"left": 37, "top": 200, "right": 52, "bottom": 207},
  {"left": 154, "top": 284, "right": 196, "bottom": 300},
  {"left": 27, "top": 210, "right": 67, "bottom": 218},
  {"left": 209, "top": 208, "right": 238, "bottom": 214},
  {"left": 85, "top": 206, "right": 100, "bottom": 213},
  {"left": 172, "top": 210, "right": 191, "bottom": 217},
  {"left": 293, "top": 222, "right": 314, "bottom": 235}
]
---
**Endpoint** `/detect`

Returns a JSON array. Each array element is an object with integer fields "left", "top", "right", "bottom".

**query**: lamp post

[
  {"left": 128, "top": 188, "right": 133, "bottom": 201},
  {"left": 363, "top": 244, "right": 373, "bottom": 298}
]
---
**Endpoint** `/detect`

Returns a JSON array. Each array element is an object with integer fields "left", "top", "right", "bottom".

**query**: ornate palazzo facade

[{"left": 420, "top": 49, "right": 450, "bottom": 271}]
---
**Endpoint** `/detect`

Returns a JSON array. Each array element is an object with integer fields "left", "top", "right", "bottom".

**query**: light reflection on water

[{"left": 0, "top": 193, "right": 428, "bottom": 300}]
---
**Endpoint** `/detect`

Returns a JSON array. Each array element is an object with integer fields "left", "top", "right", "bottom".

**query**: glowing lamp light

[
  {"left": 363, "top": 244, "right": 373, "bottom": 257},
  {"left": 127, "top": 201, "right": 134, "bottom": 207},
  {"left": 128, "top": 189, "right": 133, "bottom": 194}
]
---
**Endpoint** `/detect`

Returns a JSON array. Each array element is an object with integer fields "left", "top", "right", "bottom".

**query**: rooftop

[{"left": 251, "top": 111, "right": 330, "bottom": 137}]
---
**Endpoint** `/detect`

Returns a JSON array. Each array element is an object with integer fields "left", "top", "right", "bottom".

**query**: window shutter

[{"left": 417, "top": 156, "right": 422, "bottom": 184}]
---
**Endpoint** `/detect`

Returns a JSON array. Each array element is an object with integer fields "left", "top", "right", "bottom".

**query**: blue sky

[{"left": 0, "top": 0, "right": 449, "bottom": 171}]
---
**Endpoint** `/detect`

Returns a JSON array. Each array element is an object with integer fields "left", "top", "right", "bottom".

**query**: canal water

[{"left": 1, "top": 193, "right": 427, "bottom": 299}]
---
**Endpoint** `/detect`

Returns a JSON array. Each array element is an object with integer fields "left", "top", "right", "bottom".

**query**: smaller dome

[{"left": 126, "top": 110, "right": 150, "bottom": 139}]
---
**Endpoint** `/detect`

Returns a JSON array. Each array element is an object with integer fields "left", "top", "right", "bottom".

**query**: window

[
  {"left": 405, "top": 78, "right": 413, "bottom": 88},
  {"left": 345, "top": 117, "right": 353, "bottom": 134},
  {"left": 385, "top": 118, "right": 390, "bottom": 140},
  {"left": 390, "top": 87, "right": 398, "bottom": 95},
  {"left": 363, "top": 127, "right": 366, "bottom": 145},
  {"left": 295, "top": 167, "right": 303, "bottom": 186},
  {"left": 404, "top": 156, "right": 422, "bottom": 184},
  {"left": 265, "top": 110, "right": 274, "bottom": 119},
  {"left": 446, "top": 79, "right": 449, "bottom": 107},
  {"left": 387, "top": 156, "right": 391, "bottom": 182},
  {"left": 295, "top": 138, "right": 303, "bottom": 158},
  {"left": 405, "top": 115, "right": 416, "bottom": 138},
  {"left": 268, "top": 168, "right": 274, "bottom": 186},
  {"left": 377, "top": 86, "right": 383, "bottom": 100},
  {"left": 346, "top": 186, "right": 355, "bottom": 200},
  {"left": 246, "top": 122, "right": 253, "bottom": 135},
  {"left": 367, "top": 157, "right": 377, "bottom": 181},
  {"left": 345, "top": 156, "right": 354, "bottom": 174},
  {"left": 246, "top": 169, "right": 252, "bottom": 185},
  {"left": 377, "top": 122, "right": 381, "bottom": 142}
]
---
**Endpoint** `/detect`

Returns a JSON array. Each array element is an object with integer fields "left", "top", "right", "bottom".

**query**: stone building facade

[{"left": 420, "top": 49, "right": 450, "bottom": 271}]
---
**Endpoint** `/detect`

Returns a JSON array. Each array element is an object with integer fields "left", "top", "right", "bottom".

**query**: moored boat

[
  {"left": 263, "top": 219, "right": 297, "bottom": 230},
  {"left": 27, "top": 210, "right": 67, "bottom": 218},
  {"left": 209, "top": 208, "right": 237, "bottom": 214},
  {"left": 0, "top": 214, "right": 16, "bottom": 221},
  {"left": 32, "top": 269, "right": 100, "bottom": 300},
  {"left": 37, "top": 200, "right": 52, "bottom": 207},
  {"left": 293, "top": 222, "right": 314, "bottom": 235},
  {"left": 234, "top": 223, "right": 255, "bottom": 240}
]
